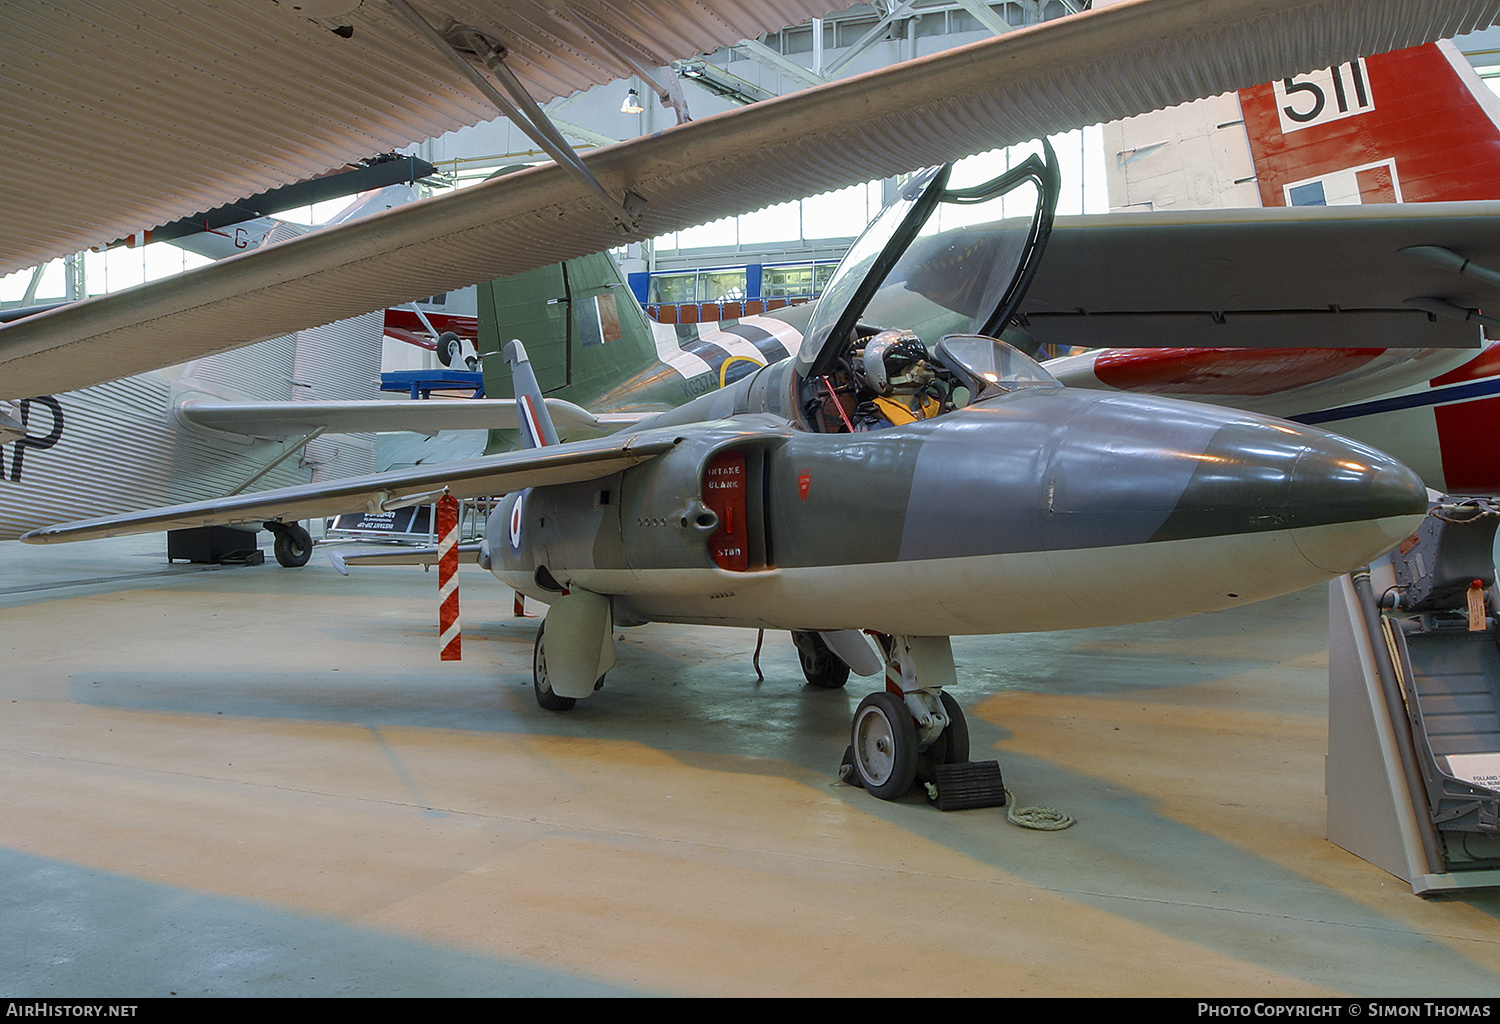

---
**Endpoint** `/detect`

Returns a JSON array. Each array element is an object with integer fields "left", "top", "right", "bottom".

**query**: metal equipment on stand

[
  {"left": 1328, "top": 496, "right": 1500, "bottom": 893},
  {"left": 167, "top": 525, "right": 263, "bottom": 566},
  {"left": 326, "top": 497, "right": 493, "bottom": 546}
]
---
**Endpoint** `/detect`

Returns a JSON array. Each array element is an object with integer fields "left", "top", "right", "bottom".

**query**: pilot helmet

[{"left": 862, "top": 330, "right": 929, "bottom": 394}]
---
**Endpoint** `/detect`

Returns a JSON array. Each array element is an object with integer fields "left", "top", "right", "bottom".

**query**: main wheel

[
  {"left": 436, "top": 331, "right": 463, "bottom": 368},
  {"left": 272, "top": 523, "right": 312, "bottom": 568},
  {"left": 792, "top": 631, "right": 850, "bottom": 689},
  {"left": 532, "top": 621, "right": 576, "bottom": 711},
  {"left": 850, "top": 691, "right": 918, "bottom": 800}
]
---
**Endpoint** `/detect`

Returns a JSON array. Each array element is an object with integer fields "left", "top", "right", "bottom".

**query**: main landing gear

[
  {"left": 529, "top": 591, "right": 613, "bottom": 711},
  {"left": 532, "top": 620, "right": 576, "bottom": 711},
  {"left": 792, "top": 630, "right": 850, "bottom": 689},
  {"left": 263, "top": 520, "right": 313, "bottom": 568}
]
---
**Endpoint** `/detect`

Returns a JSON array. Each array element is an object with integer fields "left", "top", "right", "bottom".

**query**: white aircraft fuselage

[{"left": 0, "top": 316, "right": 383, "bottom": 541}]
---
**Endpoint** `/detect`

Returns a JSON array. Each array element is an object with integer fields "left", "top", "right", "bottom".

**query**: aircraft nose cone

[
  {"left": 1293, "top": 434, "right": 1429, "bottom": 573},
  {"left": 885, "top": 391, "right": 1427, "bottom": 633},
  {"left": 1151, "top": 415, "right": 1428, "bottom": 571}
]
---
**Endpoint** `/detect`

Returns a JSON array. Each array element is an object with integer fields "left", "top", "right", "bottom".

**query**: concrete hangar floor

[{"left": 3, "top": 534, "right": 1500, "bottom": 998}]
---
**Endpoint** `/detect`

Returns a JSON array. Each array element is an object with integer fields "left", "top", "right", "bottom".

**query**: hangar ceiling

[{"left": 0, "top": 0, "right": 854, "bottom": 277}]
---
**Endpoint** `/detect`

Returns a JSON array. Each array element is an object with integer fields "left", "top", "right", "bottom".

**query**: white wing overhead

[
  {"left": 0, "top": 0, "right": 852, "bottom": 276},
  {"left": 4, "top": 0, "right": 1499, "bottom": 400}
]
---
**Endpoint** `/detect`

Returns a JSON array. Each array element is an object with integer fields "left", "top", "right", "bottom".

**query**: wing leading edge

[
  {"left": 19, "top": 431, "right": 679, "bottom": 545},
  {"left": 5, "top": 0, "right": 1499, "bottom": 400},
  {"left": 1021, "top": 201, "right": 1500, "bottom": 350},
  {"left": 177, "top": 397, "right": 646, "bottom": 439}
]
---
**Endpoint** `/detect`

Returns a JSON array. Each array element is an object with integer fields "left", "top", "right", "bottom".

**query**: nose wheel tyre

[
  {"left": 850, "top": 691, "right": 918, "bottom": 800},
  {"left": 532, "top": 621, "right": 577, "bottom": 711}
]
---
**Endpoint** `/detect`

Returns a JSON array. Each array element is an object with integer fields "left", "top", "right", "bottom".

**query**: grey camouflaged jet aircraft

[{"left": 22, "top": 147, "right": 1430, "bottom": 801}]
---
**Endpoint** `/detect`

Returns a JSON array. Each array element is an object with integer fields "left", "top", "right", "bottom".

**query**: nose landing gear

[
  {"left": 840, "top": 634, "right": 1003, "bottom": 809},
  {"left": 263, "top": 520, "right": 313, "bottom": 568}
]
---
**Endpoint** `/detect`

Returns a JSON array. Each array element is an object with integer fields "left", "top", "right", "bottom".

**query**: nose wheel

[
  {"left": 920, "top": 690, "right": 970, "bottom": 770},
  {"left": 850, "top": 692, "right": 918, "bottom": 799},
  {"left": 842, "top": 634, "right": 975, "bottom": 802},
  {"left": 845, "top": 688, "right": 971, "bottom": 800}
]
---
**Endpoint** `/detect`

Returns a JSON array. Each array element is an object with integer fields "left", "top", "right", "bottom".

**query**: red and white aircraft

[{"left": 1045, "top": 39, "right": 1500, "bottom": 493}]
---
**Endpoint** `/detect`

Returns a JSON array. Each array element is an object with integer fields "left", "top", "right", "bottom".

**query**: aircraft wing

[
  {"left": 177, "top": 398, "right": 647, "bottom": 439},
  {"left": 6, "top": 0, "right": 1499, "bottom": 400},
  {"left": 19, "top": 430, "right": 678, "bottom": 545},
  {"left": 1019, "top": 202, "right": 1500, "bottom": 350},
  {"left": 1, "top": 0, "right": 850, "bottom": 277}
]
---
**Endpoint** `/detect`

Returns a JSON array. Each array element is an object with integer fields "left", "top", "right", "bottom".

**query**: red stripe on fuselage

[
  {"left": 382, "top": 308, "right": 479, "bottom": 339},
  {"left": 1430, "top": 343, "right": 1500, "bottom": 386},
  {"left": 1092, "top": 347, "right": 1385, "bottom": 395}
]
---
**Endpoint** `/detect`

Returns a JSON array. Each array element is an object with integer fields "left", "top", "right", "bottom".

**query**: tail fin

[
  {"left": 478, "top": 249, "right": 663, "bottom": 411},
  {"left": 501, "top": 340, "right": 560, "bottom": 449},
  {"left": 1105, "top": 40, "right": 1500, "bottom": 211},
  {"left": 180, "top": 315, "right": 384, "bottom": 406},
  {"left": 172, "top": 184, "right": 405, "bottom": 403},
  {"left": 1237, "top": 39, "right": 1500, "bottom": 206}
]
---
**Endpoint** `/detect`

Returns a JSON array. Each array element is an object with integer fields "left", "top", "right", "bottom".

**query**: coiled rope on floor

[{"left": 1004, "top": 789, "right": 1075, "bottom": 830}]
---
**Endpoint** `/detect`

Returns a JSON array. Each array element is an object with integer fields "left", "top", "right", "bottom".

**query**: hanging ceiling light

[{"left": 621, "top": 88, "right": 644, "bottom": 114}]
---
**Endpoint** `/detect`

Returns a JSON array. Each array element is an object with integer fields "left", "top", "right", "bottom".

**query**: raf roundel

[{"left": 509, "top": 493, "right": 526, "bottom": 551}]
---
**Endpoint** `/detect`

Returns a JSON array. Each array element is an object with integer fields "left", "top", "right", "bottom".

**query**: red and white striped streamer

[{"left": 437, "top": 493, "right": 461, "bottom": 661}]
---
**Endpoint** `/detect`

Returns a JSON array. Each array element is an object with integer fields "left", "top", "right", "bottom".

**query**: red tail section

[{"left": 1238, "top": 41, "right": 1500, "bottom": 206}]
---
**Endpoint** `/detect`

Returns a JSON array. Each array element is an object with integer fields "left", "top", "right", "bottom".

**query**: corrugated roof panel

[
  {"left": 0, "top": 0, "right": 853, "bottom": 276},
  {"left": 8, "top": 0, "right": 1500, "bottom": 400}
]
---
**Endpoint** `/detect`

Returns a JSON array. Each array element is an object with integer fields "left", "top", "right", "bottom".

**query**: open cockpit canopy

[
  {"left": 796, "top": 143, "right": 1059, "bottom": 384},
  {"left": 794, "top": 145, "right": 1060, "bottom": 432}
]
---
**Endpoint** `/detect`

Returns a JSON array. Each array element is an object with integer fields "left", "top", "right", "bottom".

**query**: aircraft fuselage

[{"left": 488, "top": 360, "right": 1427, "bottom": 636}]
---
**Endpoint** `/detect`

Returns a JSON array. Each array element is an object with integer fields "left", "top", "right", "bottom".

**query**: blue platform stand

[{"left": 380, "top": 369, "right": 485, "bottom": 400}]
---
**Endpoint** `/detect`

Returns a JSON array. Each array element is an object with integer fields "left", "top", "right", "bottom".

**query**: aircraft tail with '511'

[{"left": 1045, "top": 38, "right": 1500, "bottom": 494}]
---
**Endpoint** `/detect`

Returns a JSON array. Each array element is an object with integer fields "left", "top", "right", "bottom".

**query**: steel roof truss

[{"left": 388, "top": 0, "right": 646, "bottom": 234}]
